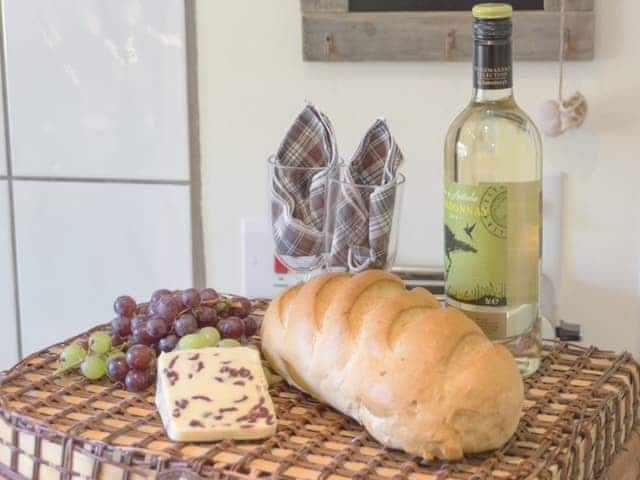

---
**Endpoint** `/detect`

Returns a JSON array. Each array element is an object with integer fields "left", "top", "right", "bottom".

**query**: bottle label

[
  {"left": 473, "top": 42, "right": 512, "bottom": 90},
  {"left": 444, "top": 181, "right": 540, "bottom": 307}
]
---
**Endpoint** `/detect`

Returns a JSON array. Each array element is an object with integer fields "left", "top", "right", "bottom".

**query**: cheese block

[{"left": 156, "top": 346, "right": 277, "bottom": 442}]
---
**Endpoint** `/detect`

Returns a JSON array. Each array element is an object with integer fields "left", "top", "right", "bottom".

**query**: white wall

[{"left": 197, "top": 0, "right": 640, "bottom": 353}]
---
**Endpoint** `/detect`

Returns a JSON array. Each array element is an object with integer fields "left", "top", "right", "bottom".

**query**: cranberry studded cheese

[{"left": 156, "top": 347, "right": 277, "bottom": 442}]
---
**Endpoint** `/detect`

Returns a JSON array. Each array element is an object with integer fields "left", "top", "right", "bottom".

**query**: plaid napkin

[
  {"left": 271, "top": 103, "right": 337, "bottom": 258},
  {"left": 329, "top": 119, "right": 403, "bottom": 271}
]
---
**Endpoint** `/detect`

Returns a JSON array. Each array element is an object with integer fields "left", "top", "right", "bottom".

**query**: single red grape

[
  {"left": 126, "top": 345, "right": 153, "bottom": 370},
  {"left": 243, "top": 316, "right": 259, "bottom": 337},
  {"left": 150, "top": 289, "right": 172, "bottom": 304},
  {"left": 155, "top": 295, "right": 179, "bottom": 320},
  {"left": 111, "top": 334, "right": 125, "bottom": 347},
  {"left": 113, "top": 295, "right": 137, "bottom": 318},
  {"left": 135, "top": 304, "right": 147, "bottom": 314},
  {"left": 197, "top": 306, "right": 217, "bottom": 327},
  {"left": 230, "top": 297, "right": 251, "bottom": 318},
  {"left": 107, "top": 356, "right": 129, "bottom": 382},
  {"left": 125, "top": 369, "right": 151, "bottom": 392},
  {"left": 200, "top": 288, "right": 218, "bottom": 302},
  {"left": 146, "top": 316, "right": 168, "bottom": 340},
  {"left": 131, "top": 314, "right": 147, "bottom": 331},
  {"left": 111, "top": 315, "right": 132, "bottom": 337},
  {"left": 174, "top": 314, "right": 198, "bottom": 337},
  {"left": 173, "top": 290, "right": 186, "bottom": 310},
  {"left": 132, "top": 326, "right": 155, "bottom": 346},
  {"left": 158, "top": 334, "right": 179, "bottom": 353},
  {"left": 181, "top": 288, "right": 201, "bottom": 309},
  {"left": 218, "top": 317, "right": 245, "bottom": 339}
]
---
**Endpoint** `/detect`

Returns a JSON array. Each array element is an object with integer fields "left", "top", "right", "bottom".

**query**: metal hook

[
  {"left": 445, "top": 29, "right": 456, "bottom": 59},
  {"left": 325, "top": 33, "right": 339, "bottom": 61}
]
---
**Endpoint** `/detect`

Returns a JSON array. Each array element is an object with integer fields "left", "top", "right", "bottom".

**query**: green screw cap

[{"left": 472, "top": 3, "right": 513, "bottom": 19}]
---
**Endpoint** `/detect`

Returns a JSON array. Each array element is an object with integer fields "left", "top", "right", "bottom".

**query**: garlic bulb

[
  {"left": 560, "top": 92, "right": 588, "bottom": 130},
  {"left": 537, "top": 100, "right": 563, "bottom": 137},
  {"left": 537, "top": 92, "right": 588, "bottom": 137}
]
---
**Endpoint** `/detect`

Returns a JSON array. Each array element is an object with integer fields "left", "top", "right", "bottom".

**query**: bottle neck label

[{"left": 473, "top": 41, "right": 512, "bottom": 90}]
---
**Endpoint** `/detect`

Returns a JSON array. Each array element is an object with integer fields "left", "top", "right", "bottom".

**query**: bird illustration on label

[
  {"left": 445, "top": 224, "right": 478, "bottom": 274},
  {"left": 464, "top": 222, "right": 477, "bottom": 240}
]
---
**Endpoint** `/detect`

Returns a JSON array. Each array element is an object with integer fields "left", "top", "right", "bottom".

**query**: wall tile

[
  {"left": 14, "top": 181, "right": 192, "bottom": 354},
  {"left": 0, "top": 181, "right": 19, "bottom": 369},
  {"left": 3, "top": 0, "right": 189, "bottom": 180}
]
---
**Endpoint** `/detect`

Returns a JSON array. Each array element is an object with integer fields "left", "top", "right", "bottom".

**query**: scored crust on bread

[{"left": 261, "top": 270, "right": 524, "bottom": 460}]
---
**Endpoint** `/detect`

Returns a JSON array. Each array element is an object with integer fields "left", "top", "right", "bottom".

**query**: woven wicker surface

[{"left": 0, "top": 301, "right": 638, "bottom": 480}]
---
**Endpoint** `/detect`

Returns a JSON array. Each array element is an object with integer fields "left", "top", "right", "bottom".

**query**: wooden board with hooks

[{"left": 301, "top": 1, "right": 594, "bottom": 62}]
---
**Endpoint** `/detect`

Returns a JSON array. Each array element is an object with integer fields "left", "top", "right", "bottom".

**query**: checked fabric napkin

[
  {"left": 271, "top": 103, "right": 337, "bottom": 259},
  {"left": 328, "top": 119, "right": 403, "bottom": 271}
]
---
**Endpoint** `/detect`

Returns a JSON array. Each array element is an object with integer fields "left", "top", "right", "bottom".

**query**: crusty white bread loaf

[{"left": 261, "top": 270, "right": 524, "bottom": 460}]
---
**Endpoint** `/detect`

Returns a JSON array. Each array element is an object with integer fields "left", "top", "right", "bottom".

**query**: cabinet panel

[
  {"left": 3, "top": 0, "right": 189, "bottom": 180},
  {"left": 14, "top": 181, "right": 192, "bottom": 354},
  {"left": 0, "top": 181, "right": 18, "bottom": 370}
]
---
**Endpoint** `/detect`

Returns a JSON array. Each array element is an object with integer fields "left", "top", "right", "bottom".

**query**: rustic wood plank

[
  {"left": 300, "top": 0, "right": 348, "bottom": 13},
  {"left": 302, "top": 11, "right": 594, "bottom": 62},
  {"left": 544, "top": 0, "right": 594, "bottom": 11}
]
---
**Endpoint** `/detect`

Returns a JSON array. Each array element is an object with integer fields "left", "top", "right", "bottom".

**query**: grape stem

[
  {"left": 138, "top": 296, "right": 236, "bottom": 319},
  {"left": 178, "top": 297, "right": 233, "bottom": 317},
  {"left": 54, "top": 360, "right": 83, "bottom": 376},
  {"left": 111, "top": 343, "right": 127, "bottom": 353}
]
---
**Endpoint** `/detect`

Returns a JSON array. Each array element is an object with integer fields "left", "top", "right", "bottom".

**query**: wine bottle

[{"left": 443, "top": 3, "right": 542, "bottom": 377}]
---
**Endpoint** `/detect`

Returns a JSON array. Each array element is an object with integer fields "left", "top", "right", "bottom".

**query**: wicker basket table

[{"left": 0, "top": 303, "right": 638, "bottom": 479}]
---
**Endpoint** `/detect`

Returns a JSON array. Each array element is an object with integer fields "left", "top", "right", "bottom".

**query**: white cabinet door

[
  {"left": 2, "top": 0, "right": 189, "bottom": 181},
  {"left": 0, "top": 181, "right": 19, "bottom": 371},
  {"left": 13, "top": 182, "right": 192, "bottom": 354},
  {"left": 1, "top": 0, "right": 194, "bottom": 357}
]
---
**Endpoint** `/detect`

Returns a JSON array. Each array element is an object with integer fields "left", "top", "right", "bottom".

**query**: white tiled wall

[
  {"left": 13, "top": 182, "right": 192, "bottom": 354},
  {"left": 0, "top": 0, "right": 195, "bottom": 360},
  {"left": 3, "top": 0, "right": 189, "bottom": 181},
  {"left": 0, "top": 181, "right": 18, "bottom": 370}
]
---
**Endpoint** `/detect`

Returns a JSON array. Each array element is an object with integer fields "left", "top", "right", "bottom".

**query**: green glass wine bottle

[{"left": 444, "top": 3, "right": 542, "bottom": 377}]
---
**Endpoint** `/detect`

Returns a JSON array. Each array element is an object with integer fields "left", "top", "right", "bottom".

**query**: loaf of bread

[{"left": 261, "top": 270, "right": 524, "bottom": 460}]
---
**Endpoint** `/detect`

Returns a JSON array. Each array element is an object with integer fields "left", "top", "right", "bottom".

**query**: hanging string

[
  {"left": 537, "top": 0, "right": 587, "bottom": 136},
  {"left": 558, "top": 0, "right": 566, "bottom": 102}
]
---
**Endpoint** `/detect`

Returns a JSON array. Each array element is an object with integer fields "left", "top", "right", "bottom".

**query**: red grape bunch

[
  {"left": 106, "top": 288, "right": 262, "bottom": 391},
  {"left": 58, "top": 289, "right": 264, "bottom": 394}
]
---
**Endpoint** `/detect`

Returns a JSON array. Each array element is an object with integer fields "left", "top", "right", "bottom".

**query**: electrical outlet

[{"left": 241, "top": 218, "right": 299, "bottom": 298}]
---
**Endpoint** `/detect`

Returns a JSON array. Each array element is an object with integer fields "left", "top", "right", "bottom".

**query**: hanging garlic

[
  {"left": 539, "top": 93, "right": 588, "bottom": 137},
  {"left": 536, "top": 0, "right": 588, "bottom": 137},
  {"left": 538, "top": 100, "right": 563, "bottom": 137}
]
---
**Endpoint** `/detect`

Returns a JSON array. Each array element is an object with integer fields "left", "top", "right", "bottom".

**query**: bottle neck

[
  {"left": 472, "top": 21, "right": 513, "bottom": 102},
  {"left": 472, "top": 86, "right": 513, "bottom": 103}
]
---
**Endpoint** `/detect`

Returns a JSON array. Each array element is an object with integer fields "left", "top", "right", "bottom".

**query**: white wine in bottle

[{"left": 444, "top": 3, "right": 542, "bottom": 377}]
